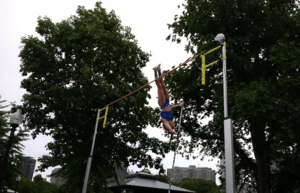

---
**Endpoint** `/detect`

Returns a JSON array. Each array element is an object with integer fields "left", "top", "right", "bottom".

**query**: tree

[
  {"left": 0, "top": 97, "right": 29, "bottom": 191},
  {"left": 156, "top": 174, "right": 169, "bottom": 183},
  {"left": 178, "top": 178, "right": 222, "bottom": 193},
  {"left": 19, "top": 2, "right": 172, "bottom": 193},
  {"left": 17, "top": 174, "right": 59, "bottom": 193},
  {"left": 165, "top": 0, "right": 300, "bottom": 193},
  {"left": 35, "top": 179, "right": 59, "bottom": 193},
  {"left": 33, "top": 174, "right": 44, "bottom": 183},
  {"left": 266, "top": 37, "right": 300, "bottom": 193},
  {"left": 17, "top": 175, "right": 37, "bottom": 193},
  {"left": 139, "top": 168, "right": 152, "bottom": 174},
  {"left": 0, "top": 96, "right": 9, "bottom": 192}
]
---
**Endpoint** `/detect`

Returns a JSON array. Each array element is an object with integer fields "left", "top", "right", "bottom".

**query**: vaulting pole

[{"left": 168, "top": 106, "right": 184, "bottom": 193}]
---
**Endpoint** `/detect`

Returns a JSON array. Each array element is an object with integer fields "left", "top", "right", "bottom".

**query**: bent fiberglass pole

[{"left": 168, "top": 106, "right": 184, "bottom": 193}]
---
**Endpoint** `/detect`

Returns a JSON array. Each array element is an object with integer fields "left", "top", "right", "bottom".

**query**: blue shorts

[{"left": 161, "top": 111, "right": 172, "bottom": 121}]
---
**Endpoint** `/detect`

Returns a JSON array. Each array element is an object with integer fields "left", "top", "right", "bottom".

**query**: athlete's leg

[
  {"left": 155, "top": 77, "right": 165, "bottom": 107},
  {"left": 153, "top": 65, "right": 166, "bottom": 106},
  {"left": 156, "top": 67, "right": 170, "bottom": 100},
  {"left": 153, "top": 64, "right": 169, "bottom": 101},
  {"left": 162, "top": 119, "right": 175, "bottom": 134},
  {"left": 158, "top": 75, "right": 170, "bottom": 101},
  {"left": 169, "top": 121, "right": 175, "bottom": 129},
  {"left": 169, "top": 121, "right": 181, "bottom": 133}
]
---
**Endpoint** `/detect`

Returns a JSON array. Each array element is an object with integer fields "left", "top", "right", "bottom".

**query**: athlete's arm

[{"left": 170, "top": 103, "right": 184, "bottom": 110}]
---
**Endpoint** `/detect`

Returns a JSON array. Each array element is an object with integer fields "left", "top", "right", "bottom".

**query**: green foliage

[
  {"left": 139, "top": 168, "right": 152, "bottom": 174},
  {"left": 0, "top": 97, "right": 9, "bottom": 192},
  {"left": 36, "top": 180, "right": 59, "bottom": 193},
  {"left": 18, "top": 176, "right": 36, "bottom": 193},
  {"left": 175, "top": 178, "right": 222, "bottom": 193},
  {"left": 0, "top": 97, "right": 29, "bottom": 191},
  {"left": 33, "top": 174, "right": 44, "bottom": 183},
  {"left": 19, "top": 2, "right": 172, "bottom": 193},
  {"left": 0, "top": 96, "right": 9, "bottom": 132},
  {"left": 17, "top": 174, "right": 58, "bottom": 193},
  {"left": 156, "top": 174, "right": 169, "bottom": 183},
  {"left": 90, "top": 189, "right": 113, "bottom": 193},
  {"left": 166, "top": 0, "right": 300, "bottom": 193}
]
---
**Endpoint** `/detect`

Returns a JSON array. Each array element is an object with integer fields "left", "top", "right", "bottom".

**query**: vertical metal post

[
  {"left": 222, "top": 43, "right": 228, "bottom": 117},
  {"left": 224, "top": 118, "right": 235, "bottom": 193},
  {"left": 221, "top": 40, "right": 235, "bottom": 193},
  {"left": 82, "top": 110, "right": 101, "bottom": 193}
]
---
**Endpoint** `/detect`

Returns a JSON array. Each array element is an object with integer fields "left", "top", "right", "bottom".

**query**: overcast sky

[{"left": 0, "top": 0, "right": 220, "bottom": 184}]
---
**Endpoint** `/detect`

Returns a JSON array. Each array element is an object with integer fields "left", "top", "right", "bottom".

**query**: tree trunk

[{"left": 250, "top": 122, "right": 270, "bottom": 193}]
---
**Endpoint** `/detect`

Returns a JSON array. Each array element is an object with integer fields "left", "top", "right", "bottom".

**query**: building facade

[
  {"left": 167, "top": 165, "right": 216, "bottom": 183},
  {"left": 50, "top": 168, "right": 66, "bottom": 187},
  {"left": 22, "top": 156, "right": 36, "bottom": 180}
]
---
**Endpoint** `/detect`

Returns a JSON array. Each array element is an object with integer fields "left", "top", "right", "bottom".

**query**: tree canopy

[
  {"left": 156, "top": 174, "right": 169, "bottom": 184},
  {"left": 172, "top": 178, "right": 222, "bottom": 193},
  {"left": 0, "top": 97, "right": 29, "bottom": 192},
  {"left": 33, "top": 174, "right": 44, "bottom": 183},
  {"left": 19, "top": 2, "right": 172, "bottom": 193},
  {"left": 165, "top": 0, "right": 300, "bottom": 192},
  {"left": 16, "top": 174, "right": 58, "bottom": 193}
]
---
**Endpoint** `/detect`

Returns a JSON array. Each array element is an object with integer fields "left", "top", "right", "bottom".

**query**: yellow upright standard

[
  {"left": 97, "top": 106, "right": 109, "bottom": 128},
  {"left": 201, "top": 43, "right": 226, "bottom": 85}
]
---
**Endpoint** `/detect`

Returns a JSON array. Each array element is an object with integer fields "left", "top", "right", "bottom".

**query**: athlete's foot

[{"left": 152, "top": 64, "right": 161, "bottom": 71}]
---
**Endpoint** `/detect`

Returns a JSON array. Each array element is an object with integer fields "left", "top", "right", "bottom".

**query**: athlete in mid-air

[{"left": 153, "top": 64, "right": 184, "bottom": 134}]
